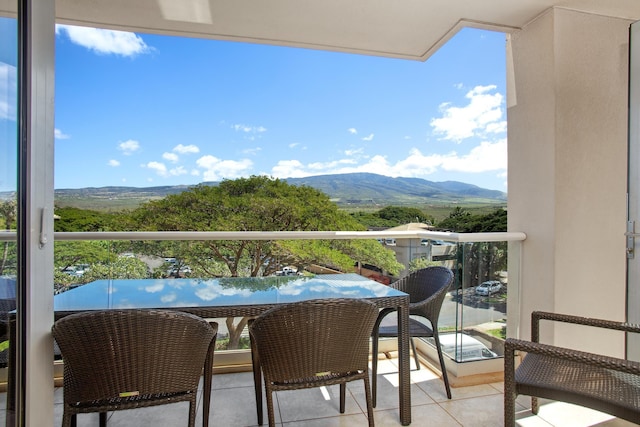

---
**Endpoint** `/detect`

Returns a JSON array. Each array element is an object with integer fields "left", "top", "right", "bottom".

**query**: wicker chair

[
  {"left": 52, "top": 309, "right": 218, "bottom": 427},
  {"left": 504, "top": 311, "right": 640, "bottom": 426},
  {"left": 249, "top": 298, "right": 378, "bottom": 427},
  {"left": 371, "top": 266, "right": 454, "bottom": 404}
]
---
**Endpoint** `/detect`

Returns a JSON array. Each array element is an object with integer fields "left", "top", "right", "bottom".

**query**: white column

[
  {"left": 20, "top": 0, "right": 56, "bottom": 425},
  {"left": 508, "top": 7, "right": 630, "bottom": 356}
]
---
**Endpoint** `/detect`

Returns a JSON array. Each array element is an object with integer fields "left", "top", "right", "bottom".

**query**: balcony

[
  {"left": 39, "top": 358, "right": 633, "bottom": 426},
  {"left": 1, "top": 230, "right": 520, "bottom": 377},
  {"left": 3, "top": 229, "right": 633, "bottom": 425}
]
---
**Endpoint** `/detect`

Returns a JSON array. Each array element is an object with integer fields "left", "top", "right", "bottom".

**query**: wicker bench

[{"left": 504, "top": 311, "right": 640, "bottom": 426}]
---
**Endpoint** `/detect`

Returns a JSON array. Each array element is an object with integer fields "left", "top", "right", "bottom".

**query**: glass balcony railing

[{"left": 0, "top": 230, "right": 525, "bottom": 366}]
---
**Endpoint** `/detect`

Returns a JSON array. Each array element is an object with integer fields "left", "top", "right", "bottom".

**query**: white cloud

[
  {"left": 271, "top": 160, "right": 308, "bottom": 178},
  {"left": 146, "top": 161, "right": 168, "bottom": 177},
  {"left": 195, "top": 155, "right": 253, "bottom": 181},
  {"left": 56, "top": 25, "right": 152, "bottom": 57},
  {"left": 348, "top": 128, "right": 357, "bottom": 135},
  {"left": 232, "top": 124, "right": 267, "bottom": 133},
  {"left": 269, "top": 139, "right": 507, "bottom": 182},
  {"left": 271, "top": 157, "right": 383, "bottom": 179},
  {"left": 169, "top": 166, "right": 188, "bottom": 176},
  {"left": 440, "top": 139, "right": 507, "bottom": 173},
  {"left": 362, "top": 133, "right": 374, "bottom": 141},
  {"left": 431, "top": 85, "right": 505, "bottom": 143},
  {"left": 0, "top": 62, "right": 17, "bottom": 121},
  {"left": 173, "top": 144, "right": 199, "bottom": 154},
  {"left": 118, "top": 140, "right": 140, "bottom": 155},
  {"left": 145, "top": 161, "right": 190, "bottom": 178},
  {"left": 307, "top": 159, "right": 357, "bottom": 171},
  {"left": 54, "top": 128, "right": 70, "bottom": 140},
  {"left": 242, "top": 147, "right": 262, "bottom": 155},
  {"left": 345, "top": 148, "right": 364, "bottom": 156},
  {"left": 107, "top": 159, "right": 120, "bottom": 167},
  {"left": 163, "top": 152, "right": 179, "bottom": 163}
]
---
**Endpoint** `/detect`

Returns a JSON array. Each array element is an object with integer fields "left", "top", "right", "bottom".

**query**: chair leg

[
  {"left": 363, "top": 375, "right": 375, "bottom": 427},
  {"left": 187, "top": 399, "right": 196, "bottom": 427},
  {"left": 432, "top": 332, "right": 452, "bottom": 399},
  {"left": 371, "top": 328, "right": 380, "bottom": 408},
  {"left": 532, "top": 397, "right": 539, "bottom": 414},
  {"left": 265, "top": 387, "right": 277, "bottom": 427},
  {"left": 250, "top": 337, "right": 264, "bottom": 425},
  {"left": 504, "top": 389, "right": 516, "bottom": 426},
  {"left": 339, "top": 383, "right": 346, "bottom": 413},
  {"left": 64, "top": 412, "right": 75, "bottom": 427},
  {"left": 99, "top": 412, "right": 107, "bottom": 427},
  {"left": 410, "top": 337, "right": 420, "bottom": 370},
  {"left": 371, "top": 307, "right": 396, "bottom": 409}
]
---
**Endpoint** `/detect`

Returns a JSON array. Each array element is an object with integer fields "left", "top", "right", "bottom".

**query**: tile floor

[{"left": 40, "top": 358, "right": 638, "bottom": 426}]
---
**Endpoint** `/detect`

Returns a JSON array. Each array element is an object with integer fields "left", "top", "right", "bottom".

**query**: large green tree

[
  {"left": 130, "top": 176, "right": 403, "bottom": 348},
  {"left": 54, "top": 206, "right": 120, "bottom": 231},
  {"left": 0, "top": 199, "right": 16, "bottom": 276},
  {"left": 130, "top": 176, "right": 402, "bottom": 277},
  {"left": 436, "top": 207, "right": 508, "bottom": 288}
]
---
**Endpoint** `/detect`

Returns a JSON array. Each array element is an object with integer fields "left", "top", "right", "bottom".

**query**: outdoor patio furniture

[
  {"left": 249, "top": 298, "right": 379, "bottom": 427},
  {"left": 504, "top": 311, "right": 640, "bottom": 426},
  {"left": 47, "top": 273, "right": 412, "bottom": 425},
  {"left": 52, "top": 309, "right": 218, "bottom": 427},
  {"left": 371, "top": 266, "right": 454, "bottom": 404}
]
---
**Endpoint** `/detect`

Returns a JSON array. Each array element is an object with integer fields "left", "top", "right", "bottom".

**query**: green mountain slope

[
  {"left": 285, "top": 173, "right": 506, "bottom": 206},
  {"left": 1, "top": 173, "right": 506, "bottom": 210}
]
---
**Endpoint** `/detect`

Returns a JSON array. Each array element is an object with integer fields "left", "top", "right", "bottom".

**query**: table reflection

[{"left": 54, "top": 273, "right": 404, "bottom": 311}]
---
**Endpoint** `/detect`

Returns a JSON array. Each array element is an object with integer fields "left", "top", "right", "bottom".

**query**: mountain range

[{"left": 43, "top": 173, "right": 505, "bottom": 210}]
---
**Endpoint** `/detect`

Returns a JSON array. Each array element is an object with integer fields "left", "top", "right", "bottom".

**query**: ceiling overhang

[{"left": 2, "top": 0, "right": 640, "bottom": 60}]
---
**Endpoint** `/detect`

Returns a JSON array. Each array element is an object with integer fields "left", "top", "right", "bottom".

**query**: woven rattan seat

[
  {"left": 52, "top": 309, "right": 218, "bottom": 427},
  {"left": 504, "top": 311, "right": 640, "bottom": 425},
  {"left": 371, "top": 266, "right": 454, "bottom": 404},
  {"left": 249, "top": 298, "right": 378, "bottom": 427}
]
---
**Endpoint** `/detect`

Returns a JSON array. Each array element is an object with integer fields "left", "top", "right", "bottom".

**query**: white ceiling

[{"left": 3, "top": 0, "right": 640, "bottom": 60}]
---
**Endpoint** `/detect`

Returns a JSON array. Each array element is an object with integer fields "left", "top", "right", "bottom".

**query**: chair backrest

[
  {"left": 249, "top": 298, "right": 378, "bottom": 383},
  {"left": 392, "top": 266, "right": 453, "bottom": 318},
  {"left": 52, "top": 309, "right": 216, "bottom": 404}
]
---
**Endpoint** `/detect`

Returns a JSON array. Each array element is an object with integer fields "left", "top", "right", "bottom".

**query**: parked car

[
  {"left": 475, "top": 280, "right": 502, "bottom": 296},
  {"left": 167, "top": 265, "right": 192, "bottom": 277}
]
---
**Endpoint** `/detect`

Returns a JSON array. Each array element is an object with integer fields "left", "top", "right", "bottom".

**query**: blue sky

[{"left": 1, "top": 21, "right": 507, "bottom": 192}]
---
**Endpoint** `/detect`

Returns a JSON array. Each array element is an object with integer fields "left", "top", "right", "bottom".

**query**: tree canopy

[
  {"left": 350, "top": 206, "right": 435, "bottom": 228},
  {"left": 130, "top": 176, "right": 403, "bottom": 277},
  {"left": 436, "top": 207, "right": 507, "bottom": 232}
]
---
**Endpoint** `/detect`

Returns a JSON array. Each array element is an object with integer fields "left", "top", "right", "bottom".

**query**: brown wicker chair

[
  {"left": 371, "top": 266, "right": 454, "bottom": 404},
  {"left": 504, "top": 311, "right": 640, "bottom": 426},
  {"left": 52, "top": 309, "right": 218, "bottom": 427},
  {"left": 249, "top": 298, "right": 378, "bottom": 427}
]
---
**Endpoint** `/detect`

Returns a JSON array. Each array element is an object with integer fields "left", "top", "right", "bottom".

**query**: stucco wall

[{"left": 508, "top": 8, "right": 630, "bottom": 356}]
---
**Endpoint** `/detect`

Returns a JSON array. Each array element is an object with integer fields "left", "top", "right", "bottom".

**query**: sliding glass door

[
  {"left": 627, "top": 20, "right": 640, "bottom": 360},
  {"left": 0, "top": 8, "right": 18, "bottom": 425}
]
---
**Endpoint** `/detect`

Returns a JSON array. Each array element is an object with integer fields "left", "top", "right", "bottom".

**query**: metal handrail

[{"left": 0, "top": 230, "right": 526, "bottom": 242}]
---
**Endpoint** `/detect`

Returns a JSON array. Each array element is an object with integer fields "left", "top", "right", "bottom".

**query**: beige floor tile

[
  {"left": 276, "top": 386, "right": 362, "bottom": 423},
  {"left": 532, "top": 402, "right": 637, "bottom": 427},
  {"left": 379, "top": 403, "right": 462, "bottom": 427},
  {"left": 439, "top": 393, "right": 504, "bottom": 427},
  {"left": 38, "top": 363, "right": 640, "bottom": 427},
  {"left": 283, "top": 413, "right": 371, "bottom": 426},
  {"left": 206, "top": 381, "right": 273, "bottom": 427}
]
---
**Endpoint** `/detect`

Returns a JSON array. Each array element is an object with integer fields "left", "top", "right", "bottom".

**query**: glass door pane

[
  {"left": 627, "top": 20, "right": 640, "bottom": 361},
  {"left": 0, "top": 10, "right": 18, "bottom": 425}
]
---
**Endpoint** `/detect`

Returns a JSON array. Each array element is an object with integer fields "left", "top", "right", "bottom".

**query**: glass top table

[{"left": 52, "top": 273, "right": 412, "bottom": 425}]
